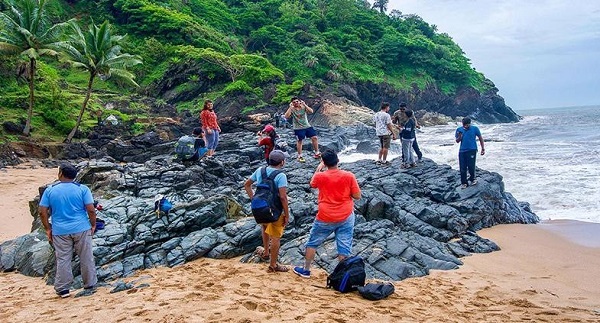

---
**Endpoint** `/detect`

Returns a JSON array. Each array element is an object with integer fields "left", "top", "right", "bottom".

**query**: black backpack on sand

[
  {"left": 250, "top": 167, "right": 283, "bottom": 223},
  {"left": 327, "top": 256, "right": 366, "bottom": 293},
  {"left": 357, "top": 282, "right": 395, "bottom": 300}
]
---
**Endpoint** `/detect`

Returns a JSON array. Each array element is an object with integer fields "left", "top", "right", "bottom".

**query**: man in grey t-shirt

[
  {"left": 284, "top": 96, "right": 321, "bottom": 163},
  {"left": 373, "top": 102, "right": 396, "bottom": 165}
]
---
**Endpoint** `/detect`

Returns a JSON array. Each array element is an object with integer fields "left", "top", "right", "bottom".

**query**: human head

[
  {"left": 462, "top": 117, "right": 471, "bottom": 129},
  {"left": 321, "top": 149, "right": 339, "bottom": 167},
  {"left": 262, "top": 124, "right": 275, "bottom": 134},
  {"left": 203, "top": 100, "right": 213, "bottom": 110},
  {"left": 59, "top": 162, "right": 78, "bottom": 180},
  {"left": 268, "top": 150, "right": 286, "bottom": 166},
  {"left": 380, "top": 102, "right": 390, "bottom": 111},
  {"left": 291, "top": 96, "right": 301, "bottom": 107},
  {"left": 399, "top": 102, "right": 407, "bottom": 112},
  {"left": 404, "top": 109, "right": 413, "bottom": 118},
  {"left": 192, "top": 127, "right": 203, "bottom": 136}
]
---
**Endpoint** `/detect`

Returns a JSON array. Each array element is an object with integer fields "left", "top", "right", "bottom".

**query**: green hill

[{"left": 0, "top": 0, "right": 509, "bottom": 143}]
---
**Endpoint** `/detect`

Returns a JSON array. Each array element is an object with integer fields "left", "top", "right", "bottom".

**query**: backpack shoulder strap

[
  {"left": 260, "top": 166, "right": 268, "bottom": 181},
  {"left": 267, "top": 168, "right": 282, "bottom": 181}
]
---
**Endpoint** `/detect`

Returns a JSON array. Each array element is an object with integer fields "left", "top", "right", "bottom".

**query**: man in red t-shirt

[{"left": 293, "top": 149, "right": 361, "bottom": 278}]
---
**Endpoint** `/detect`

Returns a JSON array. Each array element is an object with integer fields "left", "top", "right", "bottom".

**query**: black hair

[
  {"left": 291, "top": 96, "right": 299, "bottom": 102},
  {"left": 462, "top": 117, "right": 471, "bottom": 125},
  {"left": 399, "top": 102, "right": 407, "bottom": 108},
  {"left": 380, "top": 102, "right": 390, "bottom": 110},
  {"left": 321, "top": 149, "right": 339, "bottom": 167},
  {"left": 59, "top": 162, "right": 78, "bottom": 179},
  {"left": 404, "top": 109, "right": 413, "bottom": 118},
  {"left": 192, "top": 127, "right": 203, "bottom": 136}
]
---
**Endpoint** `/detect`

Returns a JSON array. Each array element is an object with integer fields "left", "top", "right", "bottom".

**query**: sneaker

[
  {"left": 382, "top": 160, "right": 391, "bottom": 165},
  {"left": 75, "top": 286, "right": 97, "bottom": 298},
  {"left": 375, "top": 160, "right": 382, "bottom": 165},
  {"left": 293, "top": 266, "right": 311, "bottom": 278},
  {"left": 57, "top": 290, "right": 70, "bottom": 298},
  {"left": 410, "top": 163, "right": 417, "bottom": 167},
  {"left": 470, "top": 179, "right": 478, "bottom": 186},
  {"left": 297, "top": 156, "right": 306, "bottom": 163},
  {"left": 461, "top": 184, "right": 468, "bottom": 189},
  {"left": 313, "top": 151, "right": 322, "bottom": 158}
]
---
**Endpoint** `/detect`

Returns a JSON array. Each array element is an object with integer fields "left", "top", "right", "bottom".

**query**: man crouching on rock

[
  {"left": 39, "top": 163, "right": 98, "bottom": 298},
  {"left": 244, "top": 150, "right": 290, "bottom": 273},
  {"left": 293, "top": 149, "right": 361, "bottom": 278}
]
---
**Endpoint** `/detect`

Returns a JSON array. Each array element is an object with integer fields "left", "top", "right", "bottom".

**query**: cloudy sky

[{"left": 387, "top": 0, "right": 600, "bottom": 110}]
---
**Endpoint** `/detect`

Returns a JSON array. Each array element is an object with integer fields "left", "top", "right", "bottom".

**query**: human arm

[
  {"left": 244, "top": 178, "right": 255, "bottom": 199},
  {"left": 350, "top": 175, "right": 361, "bottom": 200},
  {"left": 413, "top": 116, "right": 421, "bottom": 129},
  {"left": 284, "top": 105, "right": 293, "bottom": 119},
  {"left": 478, "top": 135, "right": 485, "bottom": 155},
  {"left": 310, "top": 162, "right": 326, "bottom": 188},
  {"left": 85, "top": 203, "right": 96, "bottom": 233},
  {"left": 455, "top": 128, "right": 463, "bottom": 143},
  {"left": 386, "top": 115, "right": 396, "bottom": 140},
  {"left": 278, "top": 187, "right": 290, "bottom": 226},
  {"left": 302, "top": 101, "right": 314, "bottom": 114},
  {"left": 38, "top": 206, "right": 52, "bottom": 244}
]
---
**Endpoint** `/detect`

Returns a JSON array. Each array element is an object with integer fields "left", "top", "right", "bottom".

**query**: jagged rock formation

[{"left": 0, "top": 125, "right": 537, "bottom": 287}]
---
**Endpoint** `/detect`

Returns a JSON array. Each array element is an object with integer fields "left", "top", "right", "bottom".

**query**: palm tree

[
  {"left": 372, "top": 0, "right": 388, "bottom": 14},
  {"left": 0, "top": 0, "right": 71, "bottom": 135},
  {"left": 58, "top": 20, "right": 142, "bottom": 143}
]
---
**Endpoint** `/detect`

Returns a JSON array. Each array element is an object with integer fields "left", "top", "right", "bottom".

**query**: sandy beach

[{"left": 1, "top": 165, "right": 599, "bottom": 322}]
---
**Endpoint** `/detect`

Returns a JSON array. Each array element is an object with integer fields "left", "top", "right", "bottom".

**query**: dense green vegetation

[{"left": 0, "top": 0, "right": 491, "bottom": 142}]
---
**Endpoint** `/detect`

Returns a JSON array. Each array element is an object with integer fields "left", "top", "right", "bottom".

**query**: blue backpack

[{"left": 250, "top": 167, "right": 283, "bottom": 223}]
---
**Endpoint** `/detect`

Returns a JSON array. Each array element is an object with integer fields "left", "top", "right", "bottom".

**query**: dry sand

[{"left": 1, "top": 166, "right": 599, "bottom": 322}]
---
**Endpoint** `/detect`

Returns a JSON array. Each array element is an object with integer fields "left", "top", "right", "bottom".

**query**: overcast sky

[{"left": 387, "top": 0, "right": 600, "bottom": 110}]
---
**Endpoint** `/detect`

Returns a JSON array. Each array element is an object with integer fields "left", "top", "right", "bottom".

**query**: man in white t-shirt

[{"left": 373, "top": 102, "right": 396, "bottom": 165}]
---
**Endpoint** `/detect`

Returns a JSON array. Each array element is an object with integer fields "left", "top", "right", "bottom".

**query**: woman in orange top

[{"left": 199, "top": 100, "right": 221, "bottom": 157}]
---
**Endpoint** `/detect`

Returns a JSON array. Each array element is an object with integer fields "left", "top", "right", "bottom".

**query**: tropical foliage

[{"left": 0, "top": 0, "right": 492, "bottom": 140}]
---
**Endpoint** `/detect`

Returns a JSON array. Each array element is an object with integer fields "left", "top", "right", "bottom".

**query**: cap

[
  {"left": 268, "top": 150, "right": 286, "bottom": 165},
  {"left": 263, "top": 124, "right": 275, "bottom": 133},
  {"left": 321, "top": 149, "right": 339, "bottom": 167}
]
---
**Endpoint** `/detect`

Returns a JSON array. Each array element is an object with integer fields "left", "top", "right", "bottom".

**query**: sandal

[{"left": 267, "top": 264, "right": 289, "bottom": 273}]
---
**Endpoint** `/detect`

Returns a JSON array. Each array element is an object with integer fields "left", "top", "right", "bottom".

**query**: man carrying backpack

[
  {"left": 244, "top": 150, "right": 290, "bottom": 273},
  {"left": 293, "top": 149, "right": 361, "bottom": 278}
]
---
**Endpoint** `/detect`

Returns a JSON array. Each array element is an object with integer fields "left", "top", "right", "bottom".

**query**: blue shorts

[
  {"left": 305, "top": 213, "right": 355, "bottom": 257},
  {"left": 294, "top": 127, "right": 317, "bottom": 141}
]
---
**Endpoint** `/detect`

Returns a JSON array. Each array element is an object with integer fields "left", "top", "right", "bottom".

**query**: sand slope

[{"left": 1, "top": 166, "right": 599, "bottom": 322}]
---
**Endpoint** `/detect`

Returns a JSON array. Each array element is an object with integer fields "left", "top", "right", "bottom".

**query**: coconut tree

[
  {"left": 0, "top": 0, "right": 71, "bottom": 135},
  {"left": 58, "top": 20, "right": 142, "bottom": 143}
]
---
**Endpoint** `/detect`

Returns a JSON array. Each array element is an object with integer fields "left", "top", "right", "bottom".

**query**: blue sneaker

[{"left": 293, "top": 266, "right": 311, "bottom": 278}]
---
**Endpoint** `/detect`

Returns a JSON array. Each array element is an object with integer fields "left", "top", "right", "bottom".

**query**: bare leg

[
  {"left": 261, "top": 225, "right": 269, "bottom": 257},
  {"left": 310, "top": 136, "right": 319, "bottom": 153},
  {"left": 303, "top": 247, "right": 316, "bottom": 270},
  {"left": 296, "top": 140, "right": 303, "bottom": 156},
  {"left": 269, "top": 237, "right": 281, "bottom": 268},
  {"left": 381, "top": 148, "right": 388, "bottom": 161}
]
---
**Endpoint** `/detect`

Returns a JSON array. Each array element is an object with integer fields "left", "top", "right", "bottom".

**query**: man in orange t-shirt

[{"left": 293, "top": 149, "right": 361, "bottom": 278}]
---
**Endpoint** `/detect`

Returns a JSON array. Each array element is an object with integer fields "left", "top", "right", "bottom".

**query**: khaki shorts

[
  {"left": 264, "top": 214, "right": 286, "bottom": 238},
  {"left": 379, "top": 135, "right": 391, "bottom": 149}
]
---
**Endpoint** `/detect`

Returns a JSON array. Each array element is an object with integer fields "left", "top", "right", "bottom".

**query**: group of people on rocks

[{"left": 39, "top": 96, "right": 484, "bottom": 298}]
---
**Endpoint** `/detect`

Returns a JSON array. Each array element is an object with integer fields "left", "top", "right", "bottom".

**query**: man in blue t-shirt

[
  {"left": 455, "top": 117, "right": 485, "bottom": 189},
  {"left": 39, "top": 163, "right": 98, "bottom": 298},
  {"left": 244, "top": 150, "right": 290, "bottom": 273}
]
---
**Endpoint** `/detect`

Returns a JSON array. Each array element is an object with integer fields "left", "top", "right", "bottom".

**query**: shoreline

[{"left": 1, "top": 165, "right": 599, "bottom": 321}]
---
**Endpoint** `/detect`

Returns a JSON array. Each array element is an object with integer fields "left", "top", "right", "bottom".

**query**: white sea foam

[{"left": 339, "top": 107, "right": 600, "bottom": 223}]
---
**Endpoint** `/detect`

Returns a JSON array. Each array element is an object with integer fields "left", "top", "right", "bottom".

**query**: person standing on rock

[
  {"left": 199, "top": 100, "right": 221, "bottom": 158},
  {"left": 284, "top": 96, "right": 321, "bottom": 163},
  {"left": 455, "top": 117, "right": 485, "bottom": 189},
  {"left": 244, "top": 150, "right": 290, "bottom": 273},
  {"left": 257, "top": 124, "right": 278, "bottom": 164},
  {"left": 293, "top": 149, "right": 361, "bottom": 278},
  {"left": 400, "top": 110, "right": 418, "bottom": 168},
  {"left": 373, "top": 102, "right": 396, "bottom": 165},
  {"left": 393, "top": 103, "right": 423, "bottom": 162},
  {"left": 38, "top": 163, "right": 98, "bottom": 298}
]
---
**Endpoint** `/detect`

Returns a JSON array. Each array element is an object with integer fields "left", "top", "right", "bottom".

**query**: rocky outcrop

[{"left": 0, "top": 125, "right": 537, "bottom": 286}]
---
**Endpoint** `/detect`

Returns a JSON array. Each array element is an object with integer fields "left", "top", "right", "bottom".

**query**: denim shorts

[
  {"left": 294, "top": 127, "right": 317, "bottom": 141},
  {"left": 305, "top": 213, "right": 355, "bottom": 257}
]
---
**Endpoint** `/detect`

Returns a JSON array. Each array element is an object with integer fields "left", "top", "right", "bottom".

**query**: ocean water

[{"left": 338, "top": 105, "right": 600, "bottom": 223}]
